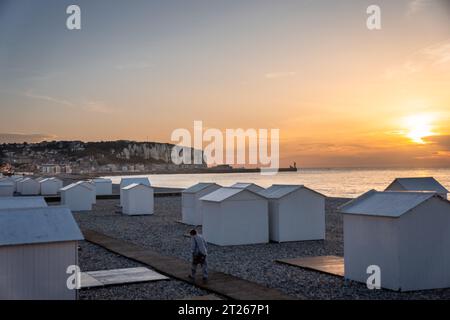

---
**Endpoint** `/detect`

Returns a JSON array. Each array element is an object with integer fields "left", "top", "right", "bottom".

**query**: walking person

[{"left": 188, "top": 229, "right": 208, "bottom": 283}]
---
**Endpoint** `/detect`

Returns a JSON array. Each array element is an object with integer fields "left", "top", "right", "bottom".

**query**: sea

[{"left": 104, "top": 168, "right": 450, "bottom": 198}]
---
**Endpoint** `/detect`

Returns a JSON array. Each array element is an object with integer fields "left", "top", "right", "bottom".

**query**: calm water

[{"left": 105, "top": 168, "right": 450, "bottom": 198}]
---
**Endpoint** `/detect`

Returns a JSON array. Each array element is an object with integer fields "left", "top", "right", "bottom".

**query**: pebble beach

[{"left": 74, "top": 195, "right": 450, "bottom": 300}]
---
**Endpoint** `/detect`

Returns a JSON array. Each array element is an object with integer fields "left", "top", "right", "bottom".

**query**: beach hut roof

[
  {"left": 260, "top": 184, "right": 325, "bottom": 199},
  {"left": 231, "top": 182, "right": 263, "bottom": 190},
  {"left": 200, "top": 187, "right": 265, "bottom": 202},
  {"left": 91, "top": 178, "right": 112, "bottom": 183},
  {"left": 0, "top": 196, "right": 47, "bottom": 209},
  {"left": 40, "top": 177, "right": 61, "bottom": 183},
  {"left": 183, "top": 183, "right": 220, "bottom": 194},
  {"left": 60, "top": 182, "right": 92, "bottom": 192},
  {"left": 75, "top": 181, "right": 94, "bottom": 185},
  {"left": 386, "top": 177, "right": 448, "bottom": 194},
  {"left": 122, "top": 183, "right": 152, "bottom": 190},
  {"left": 0, "top": 206, "right": 84, "bottom": 246},
  {"left": 0, "top": 181, "right": 15, "bottom": 187},
  {"left": 339, "top": 190, "right": 444, "bottom": 218},
  {"left": 75, "top": 181, "right": 95, "bottom": 190}
]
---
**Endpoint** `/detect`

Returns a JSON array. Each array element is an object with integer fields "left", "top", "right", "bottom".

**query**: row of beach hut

[
  {"left": 60, "top": 178, "right": 113, "bottom": 211},
  {"left": 0, "top": 176, "right": 63, "bottom": 196},
  {"left": 60, "top": 177, "right": 154, "bottom": 214},
  {"left": 182, "top": 182, "right": 326, "bottom": 246},
  {"left": 181, "top": 177, "right": 450, "bottom": 291},
  {"left": 0, "top": 176, "right": 114, "bottom": 198},
  {"left": 0, "top": 174, "right": 448, "bottom": 297}
]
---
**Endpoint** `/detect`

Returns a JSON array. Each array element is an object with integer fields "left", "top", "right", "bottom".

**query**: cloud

[
  {"left": 407, "top": 0, "right": 431, "bottom": 16},
  {"left": 384, "top": 39, "right": 450, "bottom": 79},
  {"left": 0, "top": 133, "right": 57, "bottom": 144},
  {"left": 424, "top": 135, "right": 450, "bottom": 151},
  {"left": 83, "top": 101, "right": 115, "bottom": 114},
  {"left": 293, "top": 142, "right": 369, "bottom": 153},
  {"left": 414, "top": 150, "right": 450, "bottom": 160},
  {"left": 264, "top": 71, "right": 296, "bottom": 79},
  {"left": 284, "top": 138, "right": 450, "bottom": 168},
  {"left": 421, "top": 41, "right": 450, "bottom": 66},
  {"left": 24, "top": 90, "right": 74, "bottom": 107},
  {"left": 24, "top": 91, "right": 114, "bottom": 114}
]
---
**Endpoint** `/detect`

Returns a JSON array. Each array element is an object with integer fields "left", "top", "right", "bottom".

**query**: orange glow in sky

[{"left": 0, "top": 1, "right": 449, "bottom": 168}]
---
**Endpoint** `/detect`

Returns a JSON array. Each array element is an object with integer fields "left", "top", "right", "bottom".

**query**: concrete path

[{"left": 82, "top": 229, "right": 295, "bottom": 300}]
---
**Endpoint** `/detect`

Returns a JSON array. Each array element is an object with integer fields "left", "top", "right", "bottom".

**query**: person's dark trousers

[{"left": 191, "top": 254, "right": 208, "bottom": 280}]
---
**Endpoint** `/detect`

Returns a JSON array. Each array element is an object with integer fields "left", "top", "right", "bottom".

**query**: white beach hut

[
  {"left": 91, "top": 178, "right": 113, "bottom": 196},
  {"left": 9, "top": 176, "right": 23, "bottom": 192},
  {"left": 121, "top": 183, "right": 154, "bottom": 215},
  {"left": 231, "top": 182, "right": 265, "bottom": 193},
  {"left": 39, "top": 177, "right": 63, "bottom": 196},
  {"left": 385, "top": 177, "right": 448, "bottom": 199},
  {"left": 260, "top": 185, "right": 326, "bottom": 242},
  {"left": 181, "top": 183, "right": 222, "bottom": 225},
  {"left": 339, "top": 190, "right": 450, "bottom": 291},
  {"left": 19, "top": 178, "right": 40, "bottom": 195},
  {"left": 0, "top": 196, "right": 47, "bottom": 209},
  {"left": 120, "top": 177, "right": 151, "bottom": 206},
  {"left": 74, "top": 181, "right": 96, "bottom": 204},
  {"left": 0, "top": 181, "right": 15, "bottom": 197},
  {"left": 15, "top": 177, "right": 26, "bottom": 194},
  {"left": 60, "top": 182, "right": 94, "bottom": 211},
  {"left": 53, "top": 177, "right": 64, "bottom": 190},
  {"left": 0, "top": 206, "right": 84, "bottom": 300},
  {"left": 200, "top": 187, "right": 269, "bottom": 246},
  {"left": 0, "top": 177, "right": 13, "bottom": 191}
]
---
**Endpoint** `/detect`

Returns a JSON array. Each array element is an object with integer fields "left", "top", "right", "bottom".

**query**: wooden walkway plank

[
  {"left": 81, "top": 229, "right": 295, "bottom": 300},
  {"left": 276, "top": 255, "right": 344, "bottom": 277}
]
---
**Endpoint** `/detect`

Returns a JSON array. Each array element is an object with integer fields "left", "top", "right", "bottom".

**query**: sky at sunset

[{"left": 1, "top": 0, "right": 449, "bottom": 168}]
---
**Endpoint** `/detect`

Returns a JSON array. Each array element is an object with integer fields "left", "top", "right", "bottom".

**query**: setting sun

[{"left": 404, "top": 114, "right": 435, "bottom": 144}]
